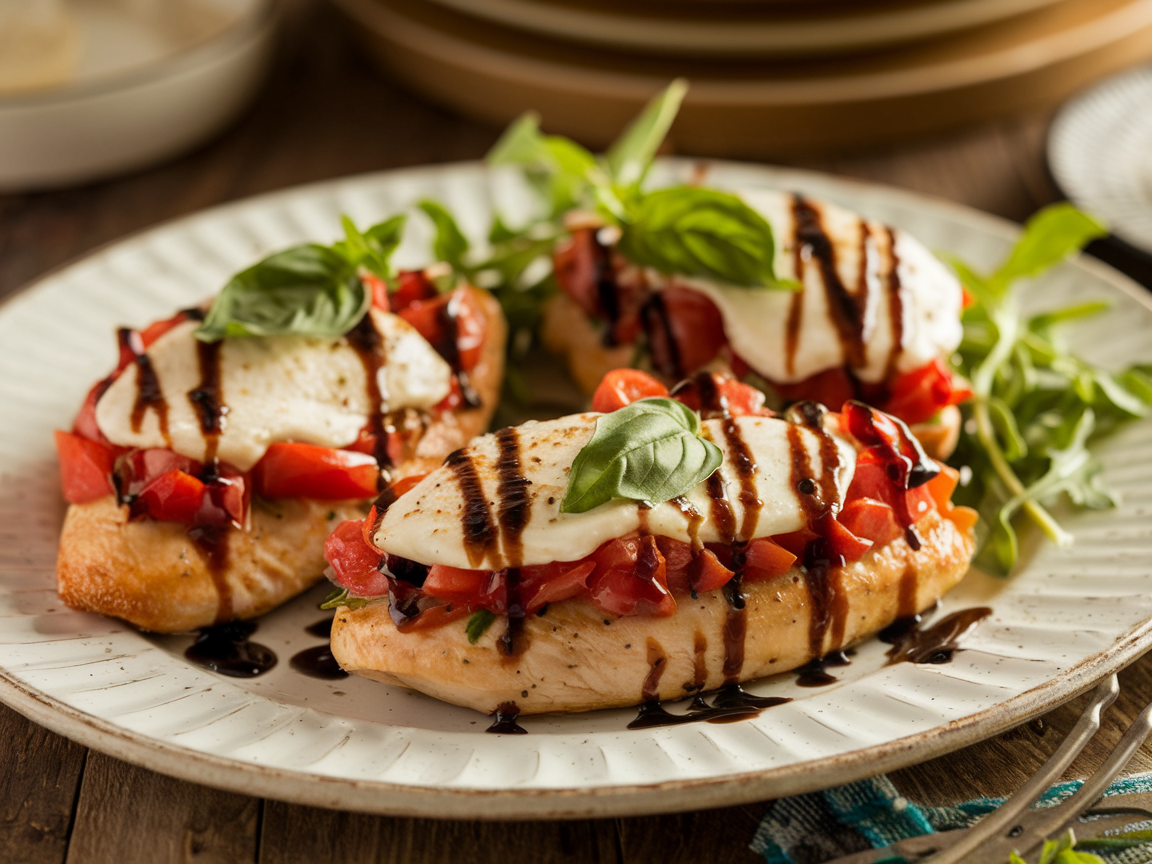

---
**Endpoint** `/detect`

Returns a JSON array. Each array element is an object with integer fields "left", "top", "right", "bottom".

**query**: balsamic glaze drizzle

[
  {"left": 881, "top": 607, "right": 992, "bottom": 666},
  {"left": 122, "top": 328, "right": 170, "bottom": 442},
  {"left": 487, "top": 701, "right": 528, "bottom": 734},
  {"left": 184, "top": 621, "right": 276, "bottom": 678},
  {"left": 445, "top": 447, "right": 499, "bottom": 568},
  {"left": 346, "top": 314, "right": 392, "bottom": 485}
]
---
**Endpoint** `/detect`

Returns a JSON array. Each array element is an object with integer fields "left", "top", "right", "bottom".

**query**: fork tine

[
  {"left": 819, "top": 675, "right": 1121, "bottom": 864},
  {"left": 922, "top": 673, "right": 1120, "bottom": 864},
  {"left": 1002, "top": 695, "right": 1152, "bottom": 862}
]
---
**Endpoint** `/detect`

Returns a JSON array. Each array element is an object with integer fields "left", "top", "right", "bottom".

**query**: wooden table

[{"left": 3, "top": 3, "right": 1152, "bottom": 861}]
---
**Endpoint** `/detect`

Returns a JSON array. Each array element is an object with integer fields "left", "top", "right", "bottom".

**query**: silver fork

[{"left": 824, "top": 673, "right": 1152, "bottom": 864}]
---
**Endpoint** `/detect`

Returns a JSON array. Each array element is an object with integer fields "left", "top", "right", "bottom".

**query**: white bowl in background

[{"left": 0, "top": 0, "right": 277, "bottom": 191}]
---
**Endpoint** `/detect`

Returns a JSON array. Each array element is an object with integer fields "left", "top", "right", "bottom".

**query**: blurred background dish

[
  {"left": 331, "top": 0, "right": 1152, "bottom": 157},
  {"left": 418, "top": 0, "right": 1069, "bottom": 58},
  {"left": 0, "top": 0, "right": 277, "bottom": 191},
  {"left": 1048, "top": 64, "right": 1152, "bottom": 256}
]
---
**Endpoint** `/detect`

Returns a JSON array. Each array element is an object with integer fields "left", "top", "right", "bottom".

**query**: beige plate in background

[
  {"left": 1, "top": 161, "right": 1151, "bottom": 819},
  {"left": 419, "top": 0, "right": 1067, "bottom": 58},
  {"left": 333, "top": 0, "right": 1152, "bottom": 156}
]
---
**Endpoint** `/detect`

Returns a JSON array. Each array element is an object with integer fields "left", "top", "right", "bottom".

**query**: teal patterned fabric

[{"left": 751, "top": 773, "right": 1152, "bottom": 864}]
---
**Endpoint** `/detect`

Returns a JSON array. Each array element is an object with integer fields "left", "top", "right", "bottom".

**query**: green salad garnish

[{"left": 947, "top": 203, "right": 1152, "bottom": 575}]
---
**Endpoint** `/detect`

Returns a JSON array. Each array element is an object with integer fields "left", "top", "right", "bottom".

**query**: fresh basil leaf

[
  {"left": 196, "top": 244, "right": 368, "bottom": 342},
  {"left": 335, "top": 214, "right": 407, "bottom": 279},
  {"left": 991, "top": 204, "right": 1107, "bottom": 296},
  {"left": 489, "top": 213, "right": 517, "bottom": 245},
  {"left": 606, "top": 78, "right": 687, "bottom": 190},
  {"left": 465, "top": 609, "right": 496, "bottom": 644},
  {"left": 418, "top": 199, "right": 470, "bottom": 270},
  {"left": 617, "top": 186, "right": 791, "bottom": 289},
  {"left": 486, "top": 113, "right": 598, "bottom": 216},
  {"left": 561, "top": 397, "right": 723, "bottom": 514}
]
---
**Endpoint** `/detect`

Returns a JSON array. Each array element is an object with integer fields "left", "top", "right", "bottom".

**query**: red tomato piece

[
  {"left": 644, "top": 287, "right": 727, "bottom": 379},
  {"left": 773, "top": 368, "right": 857, "bottom": 409},
  {"left": 670, "top": 373, "right": 771, "bottom": 417},
  {"left": 519, "top": 560, "right": 596, "bottom": 612},
  {"left": 55, "top": 430, "right": 116, "bottom": 504},
  {"left": 71, "top": 380, "right": 115, "bottom": 445},
  {"left": 591, "top": 369, "right": 669, "bottom": 412},
  {"left": 398, "top": 288, "right": 487, "bottom": 371},
  {"left": 363, "top": 273, "right": 391, "bottom": 311},
  {"left": 325, "top": 520, "right": 389, "bottom": 597},
  {"left": 588, "top": 535, "right": 676, "bottom": 617},
  {"left": 742, "top": 537, "right": 797, "bottom": 583},
  {"left": 838, "top": 498, "right": 902, "bottom": 547},
  {"left": 772, "top": 528, "right": 818, "bottom": 559},
  {"left": 883, "top": 358, "right": 972, "bottom": 426},
  {"left": 655, "top": 536, "right": 694, "bottom": 595},
  {"left": 553, "top": 228, "right": 604, "bottom": 319},
  {"left": 817, "top": 512, "right": 873, "bottom": 562},
  {"left": 133, "top": 470, "right": 207, "bottom": 525},
  {"left": 692, "top": 548, "right": 735, "bottom": 592},
  {"left": 139, "top": 310, "right": 191, "bottom": 349},
  {"left": 251, "top": 442, "right": 379, "bottom": 500},
  {"left": 390, "top": 270, "right": 438, "bottom": 312}
]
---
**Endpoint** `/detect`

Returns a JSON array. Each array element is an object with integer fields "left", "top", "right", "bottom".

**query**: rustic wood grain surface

[{"left": 3, "top": 1, "right": 1152, "bottom": 862}]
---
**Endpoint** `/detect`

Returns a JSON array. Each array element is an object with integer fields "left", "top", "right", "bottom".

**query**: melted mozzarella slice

[
  {"left": 630, "top": 188, "right": 963, "bottom": 384},
  {"left": 96, "top": 308, "right": 452, "bottom": 471},
  {"left": 377, "top": 412, "right": 856, "bottom": 570}
]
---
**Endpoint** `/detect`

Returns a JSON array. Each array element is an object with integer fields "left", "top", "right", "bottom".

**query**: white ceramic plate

[
  {"left": 1048, "top": 63, "right": 1152, "bottom": 256},
  {"left": 2, "top": 161, "right": 1152, "bottom": 819}
]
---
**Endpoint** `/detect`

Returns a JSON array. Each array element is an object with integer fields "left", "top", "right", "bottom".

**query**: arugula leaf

[
  {"left": 196, "top": 244, "right": 368, "bottom": 342},
  {"left": 319, "top": 587, "right": 368, "bottom": 611},
  {"left": 606, "top": 78, "right": 687, "bottom": 190},
  {"left": 989, "top": 204, "right": 1107, "bottom": 297},
  {"left": 418, "top": 199, "right": 470, "bottom": 271},
  {"left": 561, "top": 398, "right": 723, "bottom": 514},
  {"left": 487, "top": 113, "right": 599, "bottom": 217},
  {"left": 617, "top": 186, "right": 791, "bottom": 289},
  {"left": 947, "top": 201, "right": 1152, "bottom": 575},
  {"left": 465, "top": 609, "right": 496, "bottom": 644}
]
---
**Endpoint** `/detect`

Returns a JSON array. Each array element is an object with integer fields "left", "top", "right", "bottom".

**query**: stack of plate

[{"left": 330, "top": 0, "right": 1152, "bottom": 156}]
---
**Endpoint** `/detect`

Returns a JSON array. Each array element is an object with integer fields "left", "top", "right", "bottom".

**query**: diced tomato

[
  {"left": 592, "top": 369, "right": 669, "bottom": 412},
  {"left": 55, "top": 430, "right": 116, "bottom": 504},
  {"left": 961, "top": 287, "right": 976, "bottom": 309},
  {"left": 519, "top": 560, "right": 596, "bottom": 612},
  {"left": 434, "top": 376, "right": 465, "bottom": 413},
  {"left": 132, "top": 470, "right": 207, "bottom": 525},
  {"left": 553, "top": 228, "right": 605, "bottom": 319},
  {"left": 345, "top": 426, "right": 409, "bottom": 468},
  {"left": 838, "top": 498, "right": 902, "bottom": 547},
  {"left": 588, "top": 535, "right": 676, "bottom": 617},
  {"left": 423, "top": 564, "right": 492, "bottom": 607},
  {"left": 773, "top": 368, "right": 858, "bottom": 409},
  {"left": 644, "top": 287, "right": 727, "bottom": 379},
  {"left": 773, "top": 527, "right": 818, "bottom": 559},
  {"left": 390, "top": 270, "right": 438, "bottom": 313},
  {"left": 692, "top": 548, "right": 736, "bottom": 592},
  {"left": 657, "top": 538, "right": 737, "bottom": 594},
  {"left": 116, "top": 448, "right": 200, "bottom": 498},
  {"left": 364, "top": 273, "right": 391, "bottom": 311},
  {"left": 743, "top": 537, "right": 797, "bottom": 582},
  {"left": 670, "top": 373, "right": 772, "bottom": 417},
  {"left": 923, "top": 463, "right": 980, "bottom": 533},
  {"left": 251, "top": 442, "right": 379, "bottom": 500},
  {"left": 815, "top": 512, "right": 873, "bottom": 562},
  {"left": 139, "top": 310, "right": 191, "bottom": 349},
  {"left": 882, "top": 358, "right": 972, "bottom": 426},
  {"left": 398, "top": 287, "right": 487, "bottom": 371},
  {"left": 325, "top": 520, "right": 389, "bottom": 597},
  {"left": 71, "top": 380, "right": 114, "bottom": 445}
]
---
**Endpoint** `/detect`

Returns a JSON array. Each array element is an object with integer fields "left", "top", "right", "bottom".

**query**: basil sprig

[
  {"left": 195, "top": 215, "right": 407, "bottom": 343},
  {"left": 487, "top": 80, "right": 792, "bottom": 291},
  {"left": 561, "top": 398, "right": 723, "bottom": 514},
  {"left": 945, "top": 202, "right": 1152, "bottom": 575}
]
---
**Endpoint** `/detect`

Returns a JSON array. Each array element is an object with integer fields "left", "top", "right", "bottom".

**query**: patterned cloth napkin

[{"left": 751, "top": 773, "right": 1152, "bottom": 864}]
